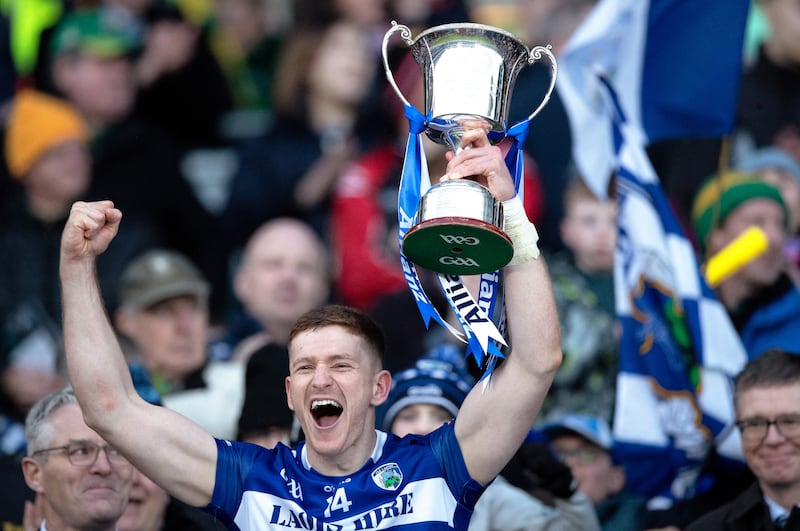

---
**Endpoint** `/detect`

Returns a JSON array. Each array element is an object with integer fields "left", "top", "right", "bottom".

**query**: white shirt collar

[
  {"left": 764, "top": 494, "right": 799, "bottom": 521},
  {"left": 300, "top": 430, "right": 387, "bottom": 471}
]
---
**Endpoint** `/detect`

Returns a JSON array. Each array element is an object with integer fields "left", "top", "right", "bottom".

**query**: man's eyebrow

[
  {"left": 64, "top": 438, "right": 95, "bottom": 446},
  {"left": 291, "top": 353, "right": 356, "bottom": 365},
  {"left": 290, "top": 354, "right": 316, "bottom": 368},
  {"left": 328, "top": 353, "right": 356, "bottom": 361}
]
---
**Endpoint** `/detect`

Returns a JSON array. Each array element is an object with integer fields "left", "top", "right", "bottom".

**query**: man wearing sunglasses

[
  {"left": 686, "top": 348, "right": 800, "bottom": 530},
  {"left": 21, "top": 387, "right": 133, "bottom": 531}
]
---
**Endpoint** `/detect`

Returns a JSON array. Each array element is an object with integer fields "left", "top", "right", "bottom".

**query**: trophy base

[{"left": 402, "top": 217, "right": 513, "bottom": 275}]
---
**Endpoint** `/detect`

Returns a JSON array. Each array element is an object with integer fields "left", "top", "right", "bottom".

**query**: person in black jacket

[
  {"left": 686, "top": 349, "right": 800, "bottom": 530},
  {"left": 0, "top": 89, "right": 158, "bottom": 456},
  {"left": 46, "top": 6, "right": 230, "bottom": 322}
]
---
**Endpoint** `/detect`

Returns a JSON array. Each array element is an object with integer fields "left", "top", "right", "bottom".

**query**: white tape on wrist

[{"left": 503, "top": 195, "right": 540, "bottom": 265}]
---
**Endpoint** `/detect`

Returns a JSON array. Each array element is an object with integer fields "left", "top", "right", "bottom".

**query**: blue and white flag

[
  {"left": 557, "top": 0, "right": 749, "bottom": 199},
  {"left": 600, "top": 76, "right": 748, "bottom": 504}
]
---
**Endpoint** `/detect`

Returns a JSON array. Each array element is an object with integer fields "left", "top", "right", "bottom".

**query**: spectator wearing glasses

[
  {"left": 20, "top": 387, "right": 133, "bottom": 531},
  {"left": 686, "top": 349, "right": 800, "bottom": 530}
]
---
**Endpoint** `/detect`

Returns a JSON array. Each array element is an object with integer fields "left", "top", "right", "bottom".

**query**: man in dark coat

[{"left": 686, "top": 349, "right": 800, "bottom": 530}]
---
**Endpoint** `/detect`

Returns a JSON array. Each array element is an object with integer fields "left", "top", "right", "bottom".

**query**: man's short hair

[
  {"left": 734, "top": 349, "right": 800, "bottom": 409},
  {"left": 25, "top": 387, "right": 78, "bottom": 456},
  {"left": 288, "top": 305, "right": 385, "bottom": 367},
  {"left": 562, "top": 173, "right": 616, "bottom": 213}
]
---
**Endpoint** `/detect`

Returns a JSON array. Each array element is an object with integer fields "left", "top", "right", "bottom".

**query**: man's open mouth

[{"left": 311, "top": 399, "right": 343, "bottom": 428}]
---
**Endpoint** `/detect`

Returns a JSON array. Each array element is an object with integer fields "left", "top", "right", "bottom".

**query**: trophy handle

[
  {"left": 525, "top": 45, "right": 558, "bottom": 123},
  {"left": 382, "top": 21, "right": 415, "bottom": 108}
]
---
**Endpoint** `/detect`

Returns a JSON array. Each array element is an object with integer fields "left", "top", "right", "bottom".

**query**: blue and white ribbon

[{"left": 397, "top": 102, "right": 532, "bottom": 379}]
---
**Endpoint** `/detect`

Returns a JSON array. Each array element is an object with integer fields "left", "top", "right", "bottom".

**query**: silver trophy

[{"left": 383, "top": 21, "right": 557, "bottom": 275}]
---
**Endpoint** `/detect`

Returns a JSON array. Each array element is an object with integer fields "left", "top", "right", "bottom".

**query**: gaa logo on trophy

[{"left": 382, "top": 21, "right": 557, "bottom": 276}]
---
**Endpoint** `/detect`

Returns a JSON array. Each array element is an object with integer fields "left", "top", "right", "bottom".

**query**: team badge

[{"left": 371, "top": 463, "right": 403, "bottom": 491}]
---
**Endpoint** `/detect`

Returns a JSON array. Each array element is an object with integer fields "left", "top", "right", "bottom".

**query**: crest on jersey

[{"left": 371, "top": 463, "right": 403, "bottom": 491}]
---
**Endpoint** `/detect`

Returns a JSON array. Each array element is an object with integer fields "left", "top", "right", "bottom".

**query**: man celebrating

[{"left": 58, "top": 125, "right": 562, "bottom": 529}]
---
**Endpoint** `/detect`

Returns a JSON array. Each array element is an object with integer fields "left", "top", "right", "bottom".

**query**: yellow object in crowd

[{"left": 704, "top": 226, "right": 769, "bottom": 287}]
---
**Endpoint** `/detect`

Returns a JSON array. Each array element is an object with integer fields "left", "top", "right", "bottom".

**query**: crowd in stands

[{"left": 1, "top": 0, "right": 800, "bottom": 529}]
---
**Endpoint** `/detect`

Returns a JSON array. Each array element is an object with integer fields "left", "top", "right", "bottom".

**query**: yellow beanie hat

[{"left": 4, "top": 89, "right": 89, "bottom": 178}]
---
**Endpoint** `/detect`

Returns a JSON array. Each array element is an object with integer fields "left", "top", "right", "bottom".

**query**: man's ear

[
  {"left": 707, "top": 226, "right": 727, "bottom": 256},
  {"left": 50, "top": 55, "right": 78, "bottom": 96},
  {"left": 114, "top": 308, "right": 130, "bottom": 335},
  {"left": 114, "top": 308, "right": 134, "bottom": 337},
  {"left": 285, "top": 376, "right": 295, "bottom": 412},
  {"left": 232, "top": 267, "right": 248, "bottom": 303},
  {"left": 609, "top": 464, "right": 626, "bottom": 495},
  {"left": 559, "top": 217, "right": 574, "bottom": 249},
  {"left": 371, "top": 370, "right": 392, "bottom": 406},
  {"left": 21, "top": 457, "right": 45, "bottom": 494}
]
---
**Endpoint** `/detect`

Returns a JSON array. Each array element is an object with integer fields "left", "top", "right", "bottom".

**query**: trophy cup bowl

[{"left": 383, "top": 21, "right": 556, "bottom": 275}]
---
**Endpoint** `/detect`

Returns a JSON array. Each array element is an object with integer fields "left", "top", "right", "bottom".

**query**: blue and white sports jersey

[{"left": 205, "top": 421, "right": 485, "bottom": 530}]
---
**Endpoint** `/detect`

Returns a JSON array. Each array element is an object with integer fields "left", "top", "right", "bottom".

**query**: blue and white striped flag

[
  {"left": 601, "top": 76, "right": 748, "bottom": 504},
  {"left": 557, "top": 0, "right": 750, "bottom": 199}
]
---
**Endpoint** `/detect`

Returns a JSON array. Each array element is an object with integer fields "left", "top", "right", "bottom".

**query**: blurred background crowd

[{"left": 1, "top": 0, "right": 800, "bottom": 529}]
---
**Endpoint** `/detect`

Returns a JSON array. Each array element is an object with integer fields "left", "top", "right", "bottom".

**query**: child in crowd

[{"left": 543, "top": 176, "right": 618, "bottom": 423}]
